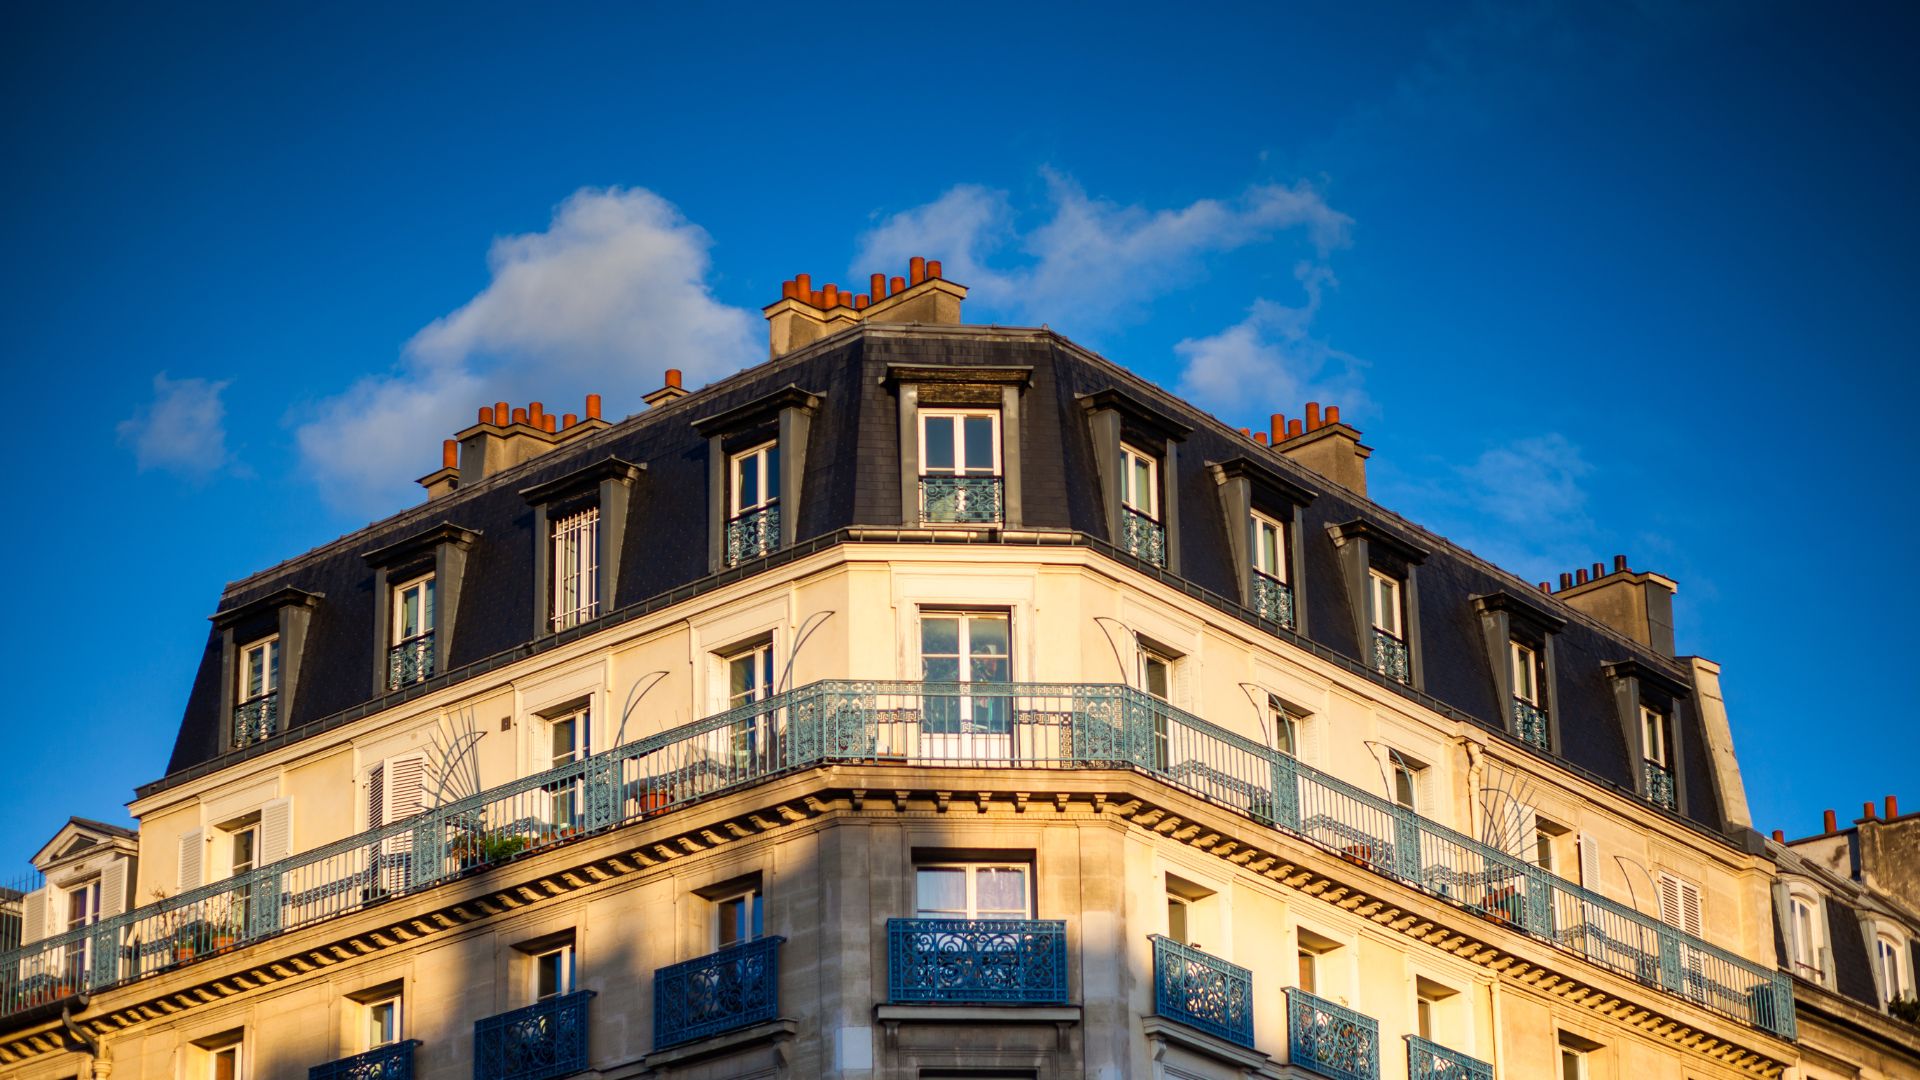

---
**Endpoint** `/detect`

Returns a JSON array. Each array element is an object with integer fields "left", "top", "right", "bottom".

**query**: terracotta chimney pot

[
  {"left": 1326, "top": 405, "right": 1341, "bottom": 424},
  {"left": 854, "top": 295, "right": 869, "bottom": 309},
  {"left": 1306, "top": 402, "right": 1322, "bottom": 430},
  {"left": 871, "top": 273, "right": 887, "bottom": 299},
  {"left": 666, "top": 368, "right": 683, "bottom": 389},
  {"left": 442, "top": 439, "right": 458, "bottom": 469},
  {"left": 1592, "top": 561, "right": 1605, "bottom": 579},
  {"left": 1537, "top": 582, "right": 1550, "bottom": 592},
  {"left": 562, "top": 413, "right": 577, "bottom": 428},
  {"left": 1559, "top": 573, "right": 1573, "bottom": 590},
  {"left": 782, "top": 280, "right": 796, "bottom": 300},
  {"left": 511, "top": 407, "right": 528, "bottom": 425},
  {"left": 495, "top": 400, "right": 510, "bottom": 423},
  {"left": 542, "top": 414, "right": 557, "bottom": 433},
  {"left": 890, "top": 276, "right": 905, "bottom": 296},
  {"left": 796, "top": 273, "right": 811, "bottom": 296},
  {"left": 1576, "top": 569, "right": 1589, "bottom": 585},
  {"left": 1888, "top": 795, "right": 1900, "bottom": 818},
  {"left": 585, "top": 394, "right": 601, "bottom": 420},
  {"left": 810, "top": 290, "right": 825, "bottom": 307},
  {"left": 1270, "top": 413, "right": 1285, "bottom": 442},
  {"left": 479, "top": 406, "right": 495, "bottom": 425},
  {"left": 823, "top": 284, "right": 840, "bottom": 308},
  {"left": 1287, "top": 419, "right": 1303, "bottom": 438},
  {"left": 1254, "top": 432, "right": 1269, "bottom": 446},
  {"left": 910, "top": 256, "right": 926, "bottom": 284},
  {"left": 1863, "top": 801, "right": 1877, "bottom": 820},
  {"left": 928, "top": 260, "right": 942, "bottom": 279},
  {"left": 1824, "top": 809, "right": 1838, "bottom": 833},
  {"left": 1772, "top": 829, "right": 1785, "bottom": 842},
  {"left": 1614, "top": 554, "right": 1628, "bottom": 572}
]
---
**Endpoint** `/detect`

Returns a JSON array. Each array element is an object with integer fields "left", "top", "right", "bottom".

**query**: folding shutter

[
  {"left": 1298, "top": 712, "right": 1321, "bottom": 767},
  {"left": 178, "top": 829, "right": 205, "bottom": 892},
  {"left": 1577, "top": 835, "right": 1600, "bottom": 890},
  {"left": 384, "top": 755, "right": 428, "bottom": 824},
  {"left": 1417, "top": 764, "right": 1437, "bottom": 819},
  {"left": 1681, "top": 880, "right": 1702, "bottom": 936},
  {"left": 99, "top": 859, "right": 128, "bottom": 919},
  {"left": 260, "top": 797, "right": 293, "bottom": 864},
  {"left": 1657, "top": 873, "right": 1702, "bottom": 936},
  {"left": 19, "top": 888, "right": 45, "bottom": 946},
  {"left": 367, "top": 763, "right": 385, "bottom": 830},
  {"left": 1657, "top": 873, "right": 1680, "bottom": 927}
]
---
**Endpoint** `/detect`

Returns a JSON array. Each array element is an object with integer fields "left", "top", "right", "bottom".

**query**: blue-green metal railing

[
  {"left": 1510, "top": 698, "right": 1548, "bottom": 751},
  {"left": 1252, "top": 571, "right": 1295, "bottom": 630},
  {"left": 0, "top": 680, "right": 1793, "bottom": 1040},
  {"left": 887, "top": 918, "right": 1068, "bottom": 1004},
  {"left": 920, "top": 475, "right": 1003, "bottom": 524},
  {"left": 1121, "top": 507, "right": 1166, "bottom": 566},
  {"left": 389, "top": 633, "right": 435, "bottom": 690},
  {"left": 473, "top": 990, "right": 593, "bottom": 1080},
  {"left": 232, "top": 693, "right": 278, "bottom": 749},
  {"left": 653, "top": 936, "right": 784, "bottom": 1049},
  {"left": 1643, "top": 761, "right": 1677, "bottom": 811},
  {"left": 310, "top": 1040, "right": 420, "bottom": 1080},
  {"left": 726, "top": 504, "right": 780, "bottom": 564},
  {"left": 1153, "top": 935, "right": 1253, "bottom": 1047},
  {"left": 1405, "top": 1035, "right": 1491, "bottom": 1080},
  {"left": 1371, "top": 630, "right": 1410, "bottom": 685},
  {"left": 1287, "top": 988, "right": 1378, "bottom": 1080}
]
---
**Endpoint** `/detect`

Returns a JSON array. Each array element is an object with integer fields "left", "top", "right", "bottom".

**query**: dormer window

[
  {"left": 919, "top": 409, "right": 1003, "bottom": 524},
  {"left": 1640, "top": 705, "right": 1675, "bottom": 810},
  {"left": 522, "top": 455, "right": 641, "bottom": 639},
  {"left": 235, "top": 637, "right": 279, "bottom": 748},
  {"left": 727, "top": 442, "right": 781, "bottom": 562},
  {"left": 1250, "top": 511, "right": 1291, "bottom": 626},
  {"left": 551, "top": 507, "right": 600, "bottom": 632},
  {"left": 1510, "top": 640, "right": 1548, "bottom": 750},
  {"left": 1369, "top": 569, "right": 1410, "bottom": 685},
  {"left": 1875, "top": 930, "right": 1912, "bottom": 1006},
  {"left": 1119, "top": 444, "right": 1166, "bottom": 566},
  {"left": 388, "top": 574, "right": 435, "bottom": 689}
]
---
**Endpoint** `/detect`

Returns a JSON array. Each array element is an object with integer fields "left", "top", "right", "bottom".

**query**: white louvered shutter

[
  {"left": 1299, "top": 713, "right": 1321, "bottom": 767},
  {"left": 260, "top": 797, "right": 293, "bottom": 864},
  {"left": 99, "top": 860, "right": 128, "bottom": 918},
  {"left": 1513, "top": 804, "right": 1541, "bottom": 865},
  {"left": 1657, "top": 874, "right": 1702, "bottom": 935},
  {"left": 1417, "top": 766, "right": 1437, "bottom": 820},
  {"left": 368, "top": 763, "right": 385, "bottom": 829},
  {"left": 178, "top": 829, "right": 205, "bottom": 891},
  {"left": 384, "top": 755, "right": 427, "bottom": 824},
  {"left": 19, "top": 888, "right": 45, "bottom": 946},
  {"left": 1577, "top": 834, "right": 1600, "bottom": 889}
]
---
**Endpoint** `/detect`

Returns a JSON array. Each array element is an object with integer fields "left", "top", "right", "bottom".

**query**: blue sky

[{"left": 3, "top": 2, "right": 1914, "bottom": 868}]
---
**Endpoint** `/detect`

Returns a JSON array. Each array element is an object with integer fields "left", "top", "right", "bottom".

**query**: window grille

[{"left": 551, "top": 508, "right": 599, "bottom": 632}]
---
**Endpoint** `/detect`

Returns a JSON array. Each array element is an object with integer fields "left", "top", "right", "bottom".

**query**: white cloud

[
  {"left": 1172, "top": 263, "right": 1368, "bottom": 422},
  {"left": 117, "top": 374, "right": 237, "bottom": 478},
  {"left": 296, "top": 187, "right": 761, "bottom": 517},
  {"left": 851, "top": 170, "right": 1351, "bottom": 329},
  {"left": 1378, "top": 434, "right": 1598, "bottom": 582},
  {"left": 1454, "top": 434, "right": 1593, "bottom": 533}
]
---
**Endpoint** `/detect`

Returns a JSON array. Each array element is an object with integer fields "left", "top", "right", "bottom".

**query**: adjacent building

[{"left": 0, "top": 257, "right": 1885, "bottom": 1079}]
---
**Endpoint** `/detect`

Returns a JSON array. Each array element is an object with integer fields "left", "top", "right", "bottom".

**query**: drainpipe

[{"left": 61, "top": 1001, "right": 106, "bottom": 1076}]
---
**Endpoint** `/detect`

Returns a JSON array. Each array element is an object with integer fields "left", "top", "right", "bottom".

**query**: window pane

[
  {"left": 1144, "top": 658, "right": 1170, "bottom": 700},
  {"left": 963, "top": 415, "right": 995, "bottom": 471},
  {"left": 423, "top": 579, "right": 434, "bottom": 630},
  {"left": 1276, "top": 713, "right": 1296, "bottom": 756},
  {"left": 1132, "top": 456, "right": 1151, "bottom": 510},
  {"left": 730, "top": 655, "right": 756, "bottom": 703},
  {"left": 736, "top": 453, "right": 759, "bottom": 508},
  {"left": 1260, "top": 522, "right": 1280, "bottom": 574},
  {"left": 1298, "top": 950, "right": 1316, "bottom": 993},
  {"left": 718, "top": 897, "right": 745, "bottom": 947},
  {"left": 976, "top": 867, "right": 1028, "bottom": 915},
  {"left": 921, "top": 617, "right": 959, "bottom": 657},
  {"left": 1394, "top": 764, "right": 1416, "bottom": 808},
  {"left": 765, "top": 446, "right": 781, "bottom": 501},
  {"left": 924, "top": 417, "right": 955, "bottom": 471},
  {"left": 916, "top": 867, "right": 966, "bottom": 916},
  {"left": 1167, "top": 898, "right": 1187, "bottom": 943},
  {"left": 922, "top": 656, "right": 961, "bottom": 681},
  {"left": 969, "top": 617, "right": 1008, "bottom": 656},
  {"left": 536, "top": 952, "right": 561, "bottom": 998}
]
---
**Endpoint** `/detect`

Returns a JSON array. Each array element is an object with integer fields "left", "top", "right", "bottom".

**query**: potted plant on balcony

[{"left": 172, "top": 919, "right": 213, "bottom": 964}]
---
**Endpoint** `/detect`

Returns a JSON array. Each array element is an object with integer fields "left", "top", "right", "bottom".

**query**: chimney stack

[
  {"left": 763, "top": 256, "right": 968, "bottom": 359},
  {"left": 1556, "top": 556, "right": 1678, "bottom": 656},
  {"left": 644, "top": 368, "right": 690, "bottom": 408},
  {"left": 1270, "top": 400, "right": 1371, "bottom": 494},
  {"left": 427, "top": 391, "right": 612, "bottom": 497}
]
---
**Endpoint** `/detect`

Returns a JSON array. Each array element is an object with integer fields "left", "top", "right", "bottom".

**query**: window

[
  {"left": 365, "top": 993, "right": 402, "bottom": 1049},
  {"left": 728, "top": 442, "right": 781, "bottom": 561},
  {"left": 915, "top": 863, "right": 1030, "bottom": 920},
  {"left": 1876, "top": 931, "right": 1911, "bottom": 1004},
  {"left": 546, "top": 707, "right": 591, "bottom": 827},
  {"left": 63, "top": 879, "right": 102, "bottom": 979},
  {"left": 1269, "top": 695, "right": 1304, "bottom": 758},
  {"left": 1511, "top": 641, "right": 1541, "bottom": 705},
  {"left": 1297, "top": 948, "right": 1317, "bottom": 994},
  {"left": 1251, "top": 512, "right": 1286, "bottom": 582},
  {"left": 1786, "top": 890, "right": 1825, "bottom": 980},
  {"left": 1657, "top": 873, "right": 1703, "bottom": 938},
  {"left": 715, "top": 888, "right": 763, "bottom": 949},
  {"left": 389, "top": 574, "right": 435, "bottom": 688},
  {"left": 194, "top": 1032, "right": 245, "bottom": 1080},
  {"left": 1120, "top": 444, "right": 1159, "bottom": 518},
  {"left": 239, "top": 638, "right": 279, "bottom": 703},
  {"left": 1640, "top": 703, "right": 1676, "bottom": 808},
  {"left": 920, "top": 409, "right": 1002, "bottom": 523},
  {"left": 1369, "top": 569, "right": 1403, "bottom": 638},
  {"left": 1140, "top": 649, "right": 1173, "bottom": 702},
  {"left": 1559, "top": 1047, "right": 1586, "bottom": 1080},
  {"left": 1641, "top": 705, "right": 1669, "bottom": 767},
  {"left": 1388, "top": 751, "right": 1426, "bottom": 812},
  {"left": 533, "top": 943, "right": 575, "bottom": 1000},
  {"left": 721, "top": 639, "right": 775, "bottom": 768},
  {"left": 1369, "top": 569, "right": 1411, "bottom": 685},
  {"left": 1167, "top": 894, "right": 1189, "bottom": 945},
  {"left": 551, "top": 507, "right": 600, "bottom": 631},
  {"left": 919, "top": 612, "right": 1012, "bottom": 749}
]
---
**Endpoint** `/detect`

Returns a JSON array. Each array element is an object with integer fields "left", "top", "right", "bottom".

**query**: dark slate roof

[{"left": 145, "top": 324, "right": 1722, "bottom": 844}]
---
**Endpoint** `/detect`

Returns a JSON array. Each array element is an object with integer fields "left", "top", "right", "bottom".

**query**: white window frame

[
  {"left": 209, "top": 1041, "right": 242, "bottom": 1080},
  {"left": 918, "top": 409, "right": 1002, "bottom": 478},
  {"left": 1269, "top": 695, "right": 1304, "bottom": 758},
  {"left": 1388, "top": 751, "right": 1425, "bottom": 812},
  {"left": 1511, "top": 640, "right": 1540, "bottom": 705},
  {"left": 730, "top": 441, "right": 780, "bottom": 517},
  {"left": 1251, "top": 511, "right": 1287, "bottom": 583},
  {"left": 722, "top": 640, "right": 776, "bottom": 713},
  {"left": 1559, "top": 1045, "right": 1587, "bottom": 1080},
  {"left": 364, "top": 992, "right": 403, "bottom": 1049},
  {"left": 1120, "top": 443, "right": 1159, "bottom": 519},
  {"left": 1640, "top": 705, "right": 1669, "bottom": 767},
  {"left": 551, "top": 507, "right": 600, "bottom": 632},
  {"left": 714, "top": 887, "right": 763, "bottom": 950},
  {"left": 1139, "top": 649, "right": 1175, "bottom": 703},
  {"left": 1875, "top": 929, "right": 1911, "bottom": 1004},
  {"left": 545, "top": 706, "right": 592, "bottom": 828},
  {"left": 913, "top": 862, "right": 1032, "bottom": 920},
  {"left": 532, "top": 943, "right": 575, "bottom": 1001},
  {"left": 239, "top": 636, "right": 279, "bottom": 703},
  {"left": 392, "top": 573, "right": 435, "bottom": 644},
  {"left": 1369, "top": 569, "right": 1404, "bottom": 638}
]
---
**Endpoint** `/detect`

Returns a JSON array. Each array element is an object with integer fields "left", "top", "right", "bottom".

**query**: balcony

[
  {"left": 1252, "top": 570, "right": 1294, "bottom": 629},
  {"left": 1510, "top": 698, "right": 1548, "bottom": 751},
  {"left": 1405, "top": 1035, "right": 1490, "bottom": 1080},
  {"left": 473, "top": 991, "right": 594, "bottom": 1080},
  {"left": 726, "top": 504, "right": 780, "bottom": 564},
  {"left": 1152, "top": 936, "right": 1253, "bottom": 1048},
  {"left": 389, "top": 632, "right": 434, "bottom": 690},
  {"left": 1643, "top": 760, "right": 1677, "bottom": 810},
  {"left": 1370, "top": 629, "right": 1410, "bottom": 685},
  {"left": 920, "top": 475, "right": 1003, "bottom": 524},
  {"left": 0, "top": 680, "right": 1793, "bottom": 1041},
  {"left": 1286, "top": 988, "right": 1377, "bottom": 1080},
  {"left": 232, "top": 692, "right": 278, "bottom": 748},
  {"left": 653, "top": 936, "right": 784, "bottom": 1049},
  {"left": 1121, "top": 506, "right": 1166, "bottom": 566},
  {"left": 887, "top": 918, "right": 1068, "bottom": 1004},
  {"left": 309, "top": 1040, "right": 421, "bottom": 1080}
]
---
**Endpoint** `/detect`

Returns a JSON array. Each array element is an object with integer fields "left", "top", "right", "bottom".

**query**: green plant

[
  {"left": 1890, "top": 994, "right": 1920, "bottom": 1025},
  {"left": 480, "top": 833, "right": 528, "bottom": 863}
]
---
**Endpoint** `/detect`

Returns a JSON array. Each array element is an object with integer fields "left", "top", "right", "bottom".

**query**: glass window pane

[
  {"left": 1261, "top": 523, "right": 1280, "bottom": 574},
  {"left": 924, "top": 417, "right": 955, "bottom": 472},
  {"left": 976, "top": 867, "right": 1027, "bottom": 915},
  {"left": 969, "top": 617, "right": 1008, "bottom": 656},
  {"left": 963, "top": 416, "right": 995, "bottom": 471},
  {"left": 730, "top": 655, "right": 756, "bottom": 702},
  {"left": 765, "top": 446, "right": 780, "bottom": 501},
  {"left": 736, "top": 453, "right": 759, "bottom": 508},
  {"left": 922, "top": 657, "right": 961, "bottom": 681},
  {"left": 971, "top": 656, "right": 1010, "bottom": 683},
  {"left": 423, "top": 579, "right": 435, "bottom": 631},
  {"left": 536, "top": 952, "right": 561, "bottom": 998},
  {"left": 1132, "top": 457, "right": 1151, "bottom": 510},
  {"left": 921, "top": 617, "right": 959, "bottom": 656},
  {"left": 1145, "top": 658, "right": 1170, "bottom": 700},
  {"left": 916, "top": 867, "right": 966, "bottom": 916}
]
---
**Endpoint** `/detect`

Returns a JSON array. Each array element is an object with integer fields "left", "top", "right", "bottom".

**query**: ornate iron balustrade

[
  {"left": 473, "top": 990, "right": 594, "bottom": 1080},
  {"left": 654, "top": 936, "right": 784, "bottom": 1049},
  {"left": 1511, "top": 698, "right": 1549, "bottom": 751},
  {"left": 1121, "top": 506, "right": 1166, "bottom": 566},
  {"left": 1371, "top": 629, "right": 1410, "bottom": 685},
  {"left": 920, "top": 475, "right": 1003, "bottom": 524},
  {"left": 389, "top": 632, "right": 435, "bottom": 690},
  {"left": 1252, "top": 571, "right": 1295, "bottom": 629},
  {"left": 887, "top": 918, "right": 1068, "bottom": 1004},
  {"left": 1152, "top": 935, "right": 1253, "bottom": 1047},
  {"left": 309, "top": 1040, "right": 420, "bottom": 1080},
  {"left": 232, "top": 693, "right": 278, "bottom": 749},
  {"left": 1287, "top": 987, "right": 1378, "bottom": 1080},
  {"left": 1643, "top": 760, "right": 1677, "bottom": 810},
  {"left": 726, "top": 504, "right": 780, "bottom": 564},
  {"left": 1405, "top": 1035, "right": 1491, "bottom": 1080},
  {"left": 0, "top": 680, "right": 1792, "bottom": 1040}
]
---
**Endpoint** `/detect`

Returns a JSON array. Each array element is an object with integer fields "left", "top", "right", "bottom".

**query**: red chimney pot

[
  {"left": 1287, "top": 419, "right": 1303, "bottom": 438},
  {"left": 1239, "top": 427, "right": 1251, "bottom": 439},
  {"left": 1888, "top": 795, "right": 1900, "bottom": 818},
  {"left": 479, "top": 406, "right": 495, "bottom": 425},
  {"left": 1771, "top": 829, "right": 1785, "bottom": 843},
  {"left": 927, "top": 260, "right": 942, "bottom": 279},
  {"left": 870, "top": 273, "right": 886, "bottom": 300},
  {"left": 1254, "top": 432, "right": 1269, "bottom": 446},
  {"left": 889, "top": 276, "right": 905, "bottom": 296},
  {"left": 1537, "top": 582, "right": 1550, "bottom": 592},
  {"left": 1576, "top": 569, "right": 1589, "bottom": 585},
  {"left": 585, "top": 394, "right": 601, "bottom": 420},
  {"left": 495, "top": 400, "right": 510, "bottom": 423},
  {"left": 1559, "top": 572, "right": 1573, "bottom": 590},
  {"left": 810, "top": 290, "right": 825, "bottom": 307},
  {"left": 562, "top": 413, "right": 577, "bottom": 429},
  {"left": 1270, "top": 414, "right": 1285, "bottom": 442},
  {"left": 909, "top": 257, "right": 926, "bottom": 285},
  {"left": 855, "top": 294, "right": 869, "bottom": 309},
  {"left": 1824, "top": 808, "right": 1838, "bottom": 833},
  {"left": 442, "top": 439, "right": 458, "bottom": 469},
  {"left": 782, "top": 280, "right": 796, "bottom": 300},
  {"left": 1613, "top": 554, "right": 1628, "bottom": 572},
  {"left": 823, "top": 284, "right": 840, "bottom": 308},
  {"left": 1863, "top": 801, "right": 1877, "bottom": 820},
  {"left": 666, "top": 368, "right": 682, "bottom": 389},
  {"left": 1326, "top": 405, "right": 1341, "bottom": 425},
  {"left": 1306, "top": 402, "right": 1322, "bottom": 430},
  {"left": 796, "top": 273, "right": 811, "bottom": 296},
  {"left": 1592, "top": 562, "right": 1605, "bottom": 579},
  {"left": 542, "top": 414, "right": 557, "bottom": 433}
]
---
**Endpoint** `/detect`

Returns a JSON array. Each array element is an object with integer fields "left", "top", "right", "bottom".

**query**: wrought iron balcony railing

[
  {"left": 1286, "top": 987, "right": 1378, "bottom": 1080},
  {"left": 473, "top": 990, "right": 594, "bottom": 1080},
  {"left": 309, "top": 1040, "right": 420, "bottom": 1080},
  {"left": 1371, "top": 629, "right": 1410, "bottom": 685},
  {"left": 726, "top": 504, "right": 780, "bottom": 564},
  {"left": 389, "top": 632, "right": 435, "bottom": 690},
  {"left": 1252, "top": 570, "right": 1295, "bottom": 630},
  {"left": 1511, "top": 698, "right": 1549, "bottom": 751},
  {"left": 1121, "top": 506, "right": 1166, "bottom": 566},
  {"left": 920, "top": 475, "right": 1003, "bottom": 524},
  {"left": 0, "top": 680, "right": 1792, "bottom": 1040},
  {"left": 1405, "top": 1035, "right": 1491, "bottom": 1080},
  {"left": 1152, "top": 935, "right": 1253, "bottom": 1048},
  {"left": 654, "top": 936, "right": 784, "bottom": 1049},
  {"left": 232, "top": 692, "right": 278, "bottom": 749},
  {"left": 887, "top": 918, "right": 1068, "bottom": 1004},
  {"left": 1643, "top": 760, "right": 1677, "bottom": 811}
]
